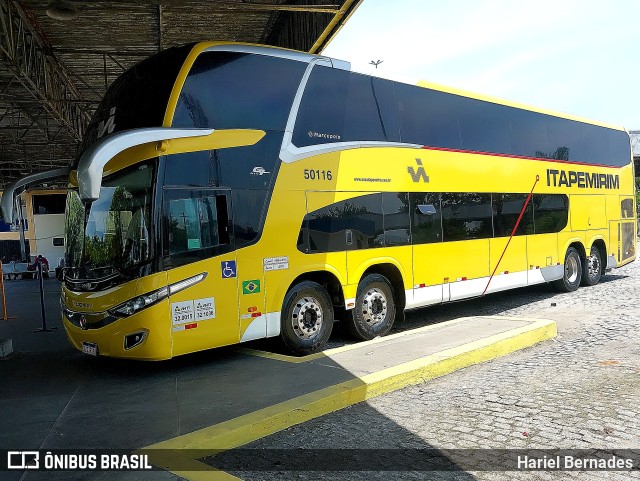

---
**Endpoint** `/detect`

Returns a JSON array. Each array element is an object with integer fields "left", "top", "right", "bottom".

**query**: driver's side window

[{"left": 162, "top": 189, "right": 231, "bottom": 268}]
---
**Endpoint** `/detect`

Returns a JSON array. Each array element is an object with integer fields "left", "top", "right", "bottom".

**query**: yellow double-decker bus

[{"left": 52, "top": 42, "right": 635, "bottom": 359}]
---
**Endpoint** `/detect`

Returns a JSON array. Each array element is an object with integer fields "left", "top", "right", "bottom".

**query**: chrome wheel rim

[
  {"left": 291, "top": 296, "right": 323, "bottom": 340},
  {"left": 587, "top": 252, "right": 600, "bottom": 279},
  {"left": 361, "top": 287, "right": 388, "bottom": 328},
  {"left": 566, "top": 256, "right": 579, "bottom": 284}
]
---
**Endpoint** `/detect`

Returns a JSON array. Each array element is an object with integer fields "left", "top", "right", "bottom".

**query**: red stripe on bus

[{"left": 420, "top": 145, "right": 625, "bottom": 168}]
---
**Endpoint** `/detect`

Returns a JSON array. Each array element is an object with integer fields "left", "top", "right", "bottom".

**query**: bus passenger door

[
  {"left": 613, "top": 196, "right": 636, "bottom": 264},
  {"left": 163, "top": 189, "right": 240, "bottom": 356}
]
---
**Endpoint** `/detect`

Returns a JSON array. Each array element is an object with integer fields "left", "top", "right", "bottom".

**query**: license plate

[{"left": 82, "top": 342, "right": 98, "bottom": 356}]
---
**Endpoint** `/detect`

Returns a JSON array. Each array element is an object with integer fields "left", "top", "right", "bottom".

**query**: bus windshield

[{"left": 64, "top": 163, "right": 154, "bottom": 282}]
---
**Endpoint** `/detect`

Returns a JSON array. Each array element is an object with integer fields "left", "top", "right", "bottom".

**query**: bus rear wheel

[
  {"left": 280, "top": 281, "right": 333, "bottom": 356},
  {"left": 581, "top": 245, "right": 602, "bottom": 286},
  {"left": 553, "top": 247, "right": 582, "bottom": 292},
  {"left": 347, "top": 274, "right": 396, "bottom": 341}
]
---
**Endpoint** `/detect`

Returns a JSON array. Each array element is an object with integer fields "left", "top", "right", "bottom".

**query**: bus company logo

[
  {"left": 97, "top": 107, "right": 116, "bottom": 139},
  {"left": 308, "top": 131, "right": 342, "bottom": 141},
  {"left": 251, "top": 167, "right": 270, "bottom": 176},
  {"left": 546, "top": 168, "right": 620, "bottom": 189},
  {"left": 79, "top": 315, "right": 87, "bottom": 330},
  {"left": 407, "top": 158, "right": 429, "bottom": 183}
]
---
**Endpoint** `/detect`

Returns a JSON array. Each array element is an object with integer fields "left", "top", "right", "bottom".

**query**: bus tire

[
  {"left": 581, "top": 245, "right": 602, "bottom": 286},
  {"left": 280, "top": 281, "right": 333, "bottom": 356},
  {"left": 553, "top": 247, "right": 582, "bottom": 292},
  {"left": 347, "top": 274, "right": 396, "bottom": 341}
]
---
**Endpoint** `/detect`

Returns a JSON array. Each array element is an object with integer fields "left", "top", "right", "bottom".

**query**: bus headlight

[
  {"left": 109, "top": 287, "right": 169, "bottom": 317},
  {"left": 108, "top": 273, "right": 207, "bottom": 318}
]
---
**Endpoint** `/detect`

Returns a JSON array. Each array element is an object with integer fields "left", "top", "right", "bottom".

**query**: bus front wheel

[
  {"left": 347, "top": 274, "right": 396, "bottom": 341},
  {"left": 280, "top": 281, "right": 334, "bottom": 356},
  {"left": 581, "top": 245, "right": 602, "bottom": 286},
  {"left": 553, "top": 247, "right": 582, "bottom": 292}
]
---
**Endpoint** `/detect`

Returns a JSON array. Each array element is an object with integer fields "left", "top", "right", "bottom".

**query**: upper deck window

[
  {"left": 172, "top": 51, "right": 307, "bottom": 132},
  {"left": 395, "top": 82, "right": 630, "bottom": 167},
  {"left": 293, "top": 66, "right": 400, "bottom": 147}
]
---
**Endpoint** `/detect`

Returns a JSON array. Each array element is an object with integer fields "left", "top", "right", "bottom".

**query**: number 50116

[{"left": 304, "top": 169, "right": 332, "bottom": 180}]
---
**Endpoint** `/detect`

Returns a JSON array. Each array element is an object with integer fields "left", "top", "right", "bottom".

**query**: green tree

[{"left": 64, "top": 193, "right": 85, "bottom": 268}]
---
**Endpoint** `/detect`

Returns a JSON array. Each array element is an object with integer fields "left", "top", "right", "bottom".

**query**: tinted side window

[
  {"left": 609, "top": 130, "right": 632, "bottom": 167},
  {"left": 293, "top": 65, "right": 348, "bottom": 147},
  {"left": 382, "top": 192, "right": 411, "bottom": 246},
  {"left": 441, "top": 193, "right": 492, "bottom": 241},
  {"left": 546, "top": 117, "right": 581, "bottom": 161},
  {"left": 458, "top": 99, "right": 511, "bottom": 154},
  {"left": 173, "top": 52, "right": 306, "bottom": 131},
  {"left": 162, "top": 189, "right": 231, "bottom": 268},
  {"left": 232, "top": 190, "right": 266, "bottom": 248},
  {"left": 410, "top": 192, "right": 442, "bottom": 244},
  {"left": 509, "top": 110, "right": 550, "bottom": 159},
  {"left": 492, "top": 193, "right": 534, "bottom": 237},
  {"left": 343, "top": 75, "right": 400, "bottom": 143},
  {"left": 396, "top": 84, "right": 462, "bottom": 149},
  {"left": 393, "top": 82, "right": 630, "bottom": 167},
  {"left": 164, "top": 150, "right": 211, "bottom": 187},
  {"left": 578, "top": 124, "right": 609, "bottom": 164},
  {"left": 533, "top": 194, "right": 568, "bottom": 234},
  {"left": 167, "top": 197, "right": 219, "bottom": 254},
  {"left": 304, "top": 194, "right": 384, "bottom": 253},
  {"left": 306, "top": 204, "right": 346, "bottom": 253},
  {"left": 163, "top": 133, "right": 282, "bottom": 248},
  {"left": 345, "top": 194, "right": 384, "bottom": 249},
  {"left": 621, "top": 198, "right": 634, "bottom": 218}
]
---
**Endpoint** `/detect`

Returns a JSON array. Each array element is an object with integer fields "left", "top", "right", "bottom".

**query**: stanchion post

[
  {"left": 33, "top": 261, "right": 56, "bottom": 333},
  {"left": 0, "top": 259, "right": 17, "bottom": 320}
]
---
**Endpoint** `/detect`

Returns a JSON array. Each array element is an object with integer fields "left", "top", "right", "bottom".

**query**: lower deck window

[
  {"left": 162, "top": 189, "right": 231, "bottom": 267},
  {"left": 298, "top": 191, "right": 569, "bottom": 253}
]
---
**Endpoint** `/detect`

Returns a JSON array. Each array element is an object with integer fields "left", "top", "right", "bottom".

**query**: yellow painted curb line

[
  {"left": 237, "top": 315, "right": 539, "bottom": 363},
  {"left": 142, "top": 317, "right": 556, "bottom": 480}
]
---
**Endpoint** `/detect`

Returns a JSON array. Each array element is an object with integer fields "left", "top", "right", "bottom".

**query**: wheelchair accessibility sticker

[{"left": 221, "top": 260, "right": 237, "bottom": 278}]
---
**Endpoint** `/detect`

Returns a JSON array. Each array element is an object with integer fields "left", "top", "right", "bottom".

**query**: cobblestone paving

[{"left": 226, "top": 260, "right": 640, "bottom": 480}]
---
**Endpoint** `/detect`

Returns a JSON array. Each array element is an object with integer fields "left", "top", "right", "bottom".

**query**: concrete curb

[{"left": 141, "top": 317, "right": 557, "bottom": 480}]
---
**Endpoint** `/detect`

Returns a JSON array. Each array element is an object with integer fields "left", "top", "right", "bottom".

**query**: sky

[{"left": 323, "top": 0, "right": 640, "bottom": 130}]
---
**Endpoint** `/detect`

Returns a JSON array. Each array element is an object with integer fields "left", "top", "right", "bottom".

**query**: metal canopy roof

[{"left": 0, "top": 0, "right": 361, "bottom": 188}]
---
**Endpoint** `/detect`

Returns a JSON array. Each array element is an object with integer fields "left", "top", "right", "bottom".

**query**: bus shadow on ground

[{"left": 201, "top": 402, "right": 493, "bottom": 480}]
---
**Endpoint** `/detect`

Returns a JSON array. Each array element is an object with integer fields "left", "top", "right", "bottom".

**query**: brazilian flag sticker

[{"left": 242, "top": 280, "right": 261, "bottom": 295}]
